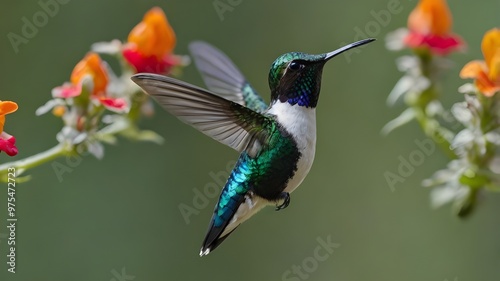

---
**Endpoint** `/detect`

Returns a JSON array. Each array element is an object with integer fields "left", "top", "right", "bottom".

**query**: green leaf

[
  {"left": 96, "top": 133, "right": 118, "bottom": 145},
  {"left": 121, "top": 128, "right": 164, "bottom": 145}
]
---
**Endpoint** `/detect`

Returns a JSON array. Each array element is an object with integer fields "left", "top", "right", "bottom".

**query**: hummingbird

[{"left": 131, "top": 38, "right": 375, "bottom": 256}]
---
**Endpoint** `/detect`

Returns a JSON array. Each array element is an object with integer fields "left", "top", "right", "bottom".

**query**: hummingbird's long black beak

[{"left": 324, "top": 38, "right": 376, "bottom": 61}]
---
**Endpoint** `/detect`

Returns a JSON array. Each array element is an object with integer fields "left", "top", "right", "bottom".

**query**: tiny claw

[{"left": 275, "top": 192, "right": 290, "bottom": 211}]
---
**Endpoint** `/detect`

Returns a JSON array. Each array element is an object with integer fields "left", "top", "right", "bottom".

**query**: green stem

[
  {"left": 0, "top": 143, "right": 70, "bottom": 182},
  {"left": 408, "top": 50, "right": 458, "bottom": 160},
  {"left": 453, "top": 82, "right": 500, "bottom": 216},
  {"left": 413, "top": 106, "right": 457, "bottom": 159}
]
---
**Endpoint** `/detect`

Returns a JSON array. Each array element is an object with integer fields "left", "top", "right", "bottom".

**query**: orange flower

[
  {"left": 70, "top": 53, "right": 109, "bottom": 97},
  {"left": 52, "top": 53, "right": 128, "bottom": 112},
  {"left": 122, "top": 7, "right": 181, "bottom": 74},
  {"left": 0, "top": 101, "right": 17, "bottom": 133},
  {"left": 52, "top": 53, "right": 109, "bottom": 99},
  {"left": 405, "top": 0, "right": 463, "bottom": 55},
  {"left": 0, "top": 101, "right": 19, "bottom": 156},
  {"left": 460, "top": 29, "right": 500, "bottom": 97},
  {"left": 128, "top": 7, "right": 176, "bottom": 58},
  {"left": 408, "top": 0, "right": 451, "bottom": 36}
]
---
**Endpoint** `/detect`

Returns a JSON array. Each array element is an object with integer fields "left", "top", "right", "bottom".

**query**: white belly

[
  {"left": 284, "top": 143, "right": 315, "bottom": 193},
  {"left": 221, "top": 102, "right": 316, "bottom": 236},
  {"left": 270, "top": 102, "right": 316, "bottom": 193}
]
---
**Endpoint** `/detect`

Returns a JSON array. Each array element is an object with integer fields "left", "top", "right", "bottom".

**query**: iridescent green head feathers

[{"left": 268, "top": 38, "right": 375, "bottom": 108}]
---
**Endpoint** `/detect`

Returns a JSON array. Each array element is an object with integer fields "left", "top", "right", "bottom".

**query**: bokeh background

[{"left": 1, "top": 0, "right": 500, "bottom": 280}]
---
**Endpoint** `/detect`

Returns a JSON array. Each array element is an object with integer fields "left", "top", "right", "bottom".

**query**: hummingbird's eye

[{"left": 288, "top": 61, "right": 304, "bottom": 71}]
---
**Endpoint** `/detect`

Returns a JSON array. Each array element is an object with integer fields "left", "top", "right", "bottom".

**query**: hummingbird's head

[{"left": 268, "top": 38, "right": 375, "bottom": 108}]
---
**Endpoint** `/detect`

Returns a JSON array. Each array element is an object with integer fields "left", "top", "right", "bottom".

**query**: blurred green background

[{"left": 1, "top": 0, "right": 499, "bottom": 280}]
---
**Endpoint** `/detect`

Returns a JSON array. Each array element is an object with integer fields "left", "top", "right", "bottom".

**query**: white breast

[
  {"left": 267, "top": 101, "right": 317, "bottom": 193},
  {"left": 221, "top": 102, "right": 316, "bottom": 237}
]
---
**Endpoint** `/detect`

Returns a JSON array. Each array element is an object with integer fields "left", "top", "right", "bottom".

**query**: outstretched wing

[
  {"left": 189, "top": 41, "right": 268, "bottom": 112},
  {"left": 132, "top": 73, "right": 273, "bottom": 154}
]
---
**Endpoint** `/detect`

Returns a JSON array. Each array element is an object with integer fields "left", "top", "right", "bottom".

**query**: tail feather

[
  {"left": 199, "top": 190, "right": 246, "bottom": 256},
  {"left": 199, "top": 226, "right": 239, "bottom": 256},
  {"left": 199, "top": 195, "right": 269, "bottom": 256}
]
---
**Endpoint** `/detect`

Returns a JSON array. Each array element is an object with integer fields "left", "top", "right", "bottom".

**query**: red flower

[
  {"left": 122, "top": 7, "right": 182, "bottom": 74},
  {"left": 0, "top": 101, "right": 19, "bottom": 156},
  {"left": 99, "top": 98, "right": 128, "bottom": 112},
  {"left": 404, "top": 0, "right": 463, "bottom": 55},
  {"left": 52, "top": 82, "right": 82, "bottom": 99}
]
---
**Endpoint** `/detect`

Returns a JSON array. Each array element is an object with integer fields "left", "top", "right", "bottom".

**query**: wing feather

[
  {"left": 132, "top": 73, "right": 272, "bottom": 154},
  {"left": 189, "top": 41, "right": 268, "bottom": 112}
]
